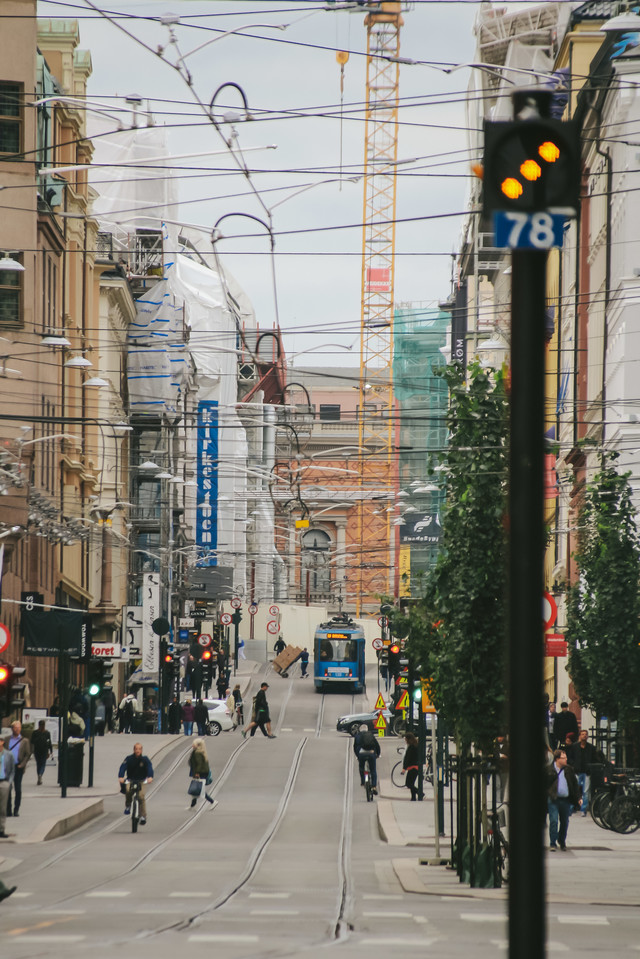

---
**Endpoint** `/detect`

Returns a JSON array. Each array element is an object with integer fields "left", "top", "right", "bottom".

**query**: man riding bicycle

[
  {"left": 354, "top": 728, "right": 380, "bottom": 795},
  {"left": 118, "top": 742, "right": 154, "bottom": 825}
]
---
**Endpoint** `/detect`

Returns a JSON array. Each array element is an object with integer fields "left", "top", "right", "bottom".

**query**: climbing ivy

[
  {"left": 566, "top": 453, "right": 640, "bottom": 726},
  {"left": 404, "top": 361, "right": 509, "bottom": 751}
]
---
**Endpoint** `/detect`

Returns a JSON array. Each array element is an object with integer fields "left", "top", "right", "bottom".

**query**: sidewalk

[
  {"left": 378, "top": 774, "right": 640, "bottom": 907},
  {"left": 0, "top": 659, "right": 260, "bottom": 848}
]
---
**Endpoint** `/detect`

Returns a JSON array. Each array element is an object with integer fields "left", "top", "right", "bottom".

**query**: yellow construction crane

[{"left": 354, "top": 2, "right": 405, "bottom": 614}]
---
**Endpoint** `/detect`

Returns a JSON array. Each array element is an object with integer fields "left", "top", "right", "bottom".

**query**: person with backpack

[{"left": 353, "top": 728, "right": 380, "bottom": 794}]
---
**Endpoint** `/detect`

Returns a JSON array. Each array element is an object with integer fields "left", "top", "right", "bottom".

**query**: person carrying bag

[{"left": 188, "top": 738, "right": 214, "bottom": 808}]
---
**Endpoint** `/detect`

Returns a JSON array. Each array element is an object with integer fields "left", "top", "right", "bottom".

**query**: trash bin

[{"left": 58, "top": 739, "right": 84, "bottom": 787}]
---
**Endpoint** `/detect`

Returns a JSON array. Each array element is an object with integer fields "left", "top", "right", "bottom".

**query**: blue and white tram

[{"left": 313, "top": 615, "right": 366, "bottom": 693}]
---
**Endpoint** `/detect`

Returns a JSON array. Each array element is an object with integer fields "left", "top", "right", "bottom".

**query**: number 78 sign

[{"left": 494, "top": 211, "right": 567, "bottom": 250}]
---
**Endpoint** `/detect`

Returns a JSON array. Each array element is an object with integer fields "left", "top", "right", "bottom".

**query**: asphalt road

[{"left": 2, "top": 669, "right": 640, "bottom": 958}]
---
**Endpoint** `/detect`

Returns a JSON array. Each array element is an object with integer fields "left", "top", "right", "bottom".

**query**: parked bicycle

[
  {"left": 591, "top": 771, "right": 640, "bottom": 834},
  {"left": 391, "top": 745, "right": 433, "bottom": 789}
]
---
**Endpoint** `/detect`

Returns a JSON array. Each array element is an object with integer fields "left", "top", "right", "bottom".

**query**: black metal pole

[
  {"left": 417, "top": 705, "right": 425, "bottom": 802},
  {"left": 59, "top": 653, "right": 69, "bottom": 798},
  {"left": 88, "top": 694, "right": 96, "bottom": 787},
  {"left": 508, "top": 248, "right": 547, "bottom": 959}
]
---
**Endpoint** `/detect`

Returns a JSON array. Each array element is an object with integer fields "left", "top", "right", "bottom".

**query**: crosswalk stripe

[{"left": 189, "top": 934, "right": 259, "bottom": 943}]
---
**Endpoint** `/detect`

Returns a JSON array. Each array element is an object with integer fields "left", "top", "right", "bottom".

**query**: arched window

[{"left": 301, "top": 528, "right": 332, "bottom": 593}]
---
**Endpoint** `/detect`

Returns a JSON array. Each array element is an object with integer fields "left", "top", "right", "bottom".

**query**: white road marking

[
  {"left": 363, "top": 893, "right": 403, "bottom": 900},
  {"left": 361, "top": 938, "right": 439, "bottom": 946},
  {"left": 281, "top": 727, "right": 293, "bottom": 731},
  {"left": 189, "top": 934, "right": 259, "bottom": 943},
  {"left": 11, "top": 892, "right": 32, "bottom": 898},
  {"left": 557, "top": 915, "right": 609, "bottom": 925},
  {"left": 249, "top": 892, "right": 290, "bottom": 899},
  {"left": 169, "top": 892, "right": 211, "bottom": 898},
  {"left": 85, "top": 891, "right": 129, "bottom": 898},
  {"left": 39, "top": 910, "right": 85, "bottom": 915},
  {"left": 363, "top": 911, "right": 413, "bottom": 918},
  {"left": 250, "top": 909, "right": 300, "bottom": 916},
  {"left": 414, "top": 916, "right": 430, "bottom": 924},
  {"left": 13, "top": 936, "right": 85, "bottom": 943},
  {"left": 460, "top": 913, "right": 505, "bottom": 922},
  {"left": 547, "top": 943, "right": 571, "bottom": 952},
  {"left": 303, "top": 727, "right": 316, "bottom": 732}
]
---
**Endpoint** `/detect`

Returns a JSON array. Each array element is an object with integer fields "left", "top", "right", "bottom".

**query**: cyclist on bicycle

[
  {"left": 354, "top": 728, "right": 380, "bottom": 794},
  {"left": 118, "top": 742, "right": 154, "bottom": 825}
]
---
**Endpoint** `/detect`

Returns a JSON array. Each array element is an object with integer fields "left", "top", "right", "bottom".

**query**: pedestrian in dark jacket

[
  {"left": 553, "top": 702, "right": 579, "bottom": 747},
  {"left": 546, "top": 748, "right": 582, "bottom": 850},
  {"left": 402, "top": 732, "right": 420, "bottom": 801},
  {"left": 567, "top": 730, "right": 603, "bottom": 816},
  {"left": 181, "top": 699, "right": 195, "bottom": 736},
  {"left": 167, "top": 696, "right": 181, "bottom": 735},
  {"left": 30, "top": 721, "right": 53, "bottom": 785},
  {"left": 232, "top": 684, "right": 243, "bottom": 726},
  {"left": 194, "top": 699, "right": 209, "bottom": 737},
  {"left": 187, "top": 738, "right": 214, "bottom": 807},
  {"left": 242, "top": 683, "right": 276, "bottom": 738},
  {"left": 354, "top": 729, "right": 380, "bottom": 792}
]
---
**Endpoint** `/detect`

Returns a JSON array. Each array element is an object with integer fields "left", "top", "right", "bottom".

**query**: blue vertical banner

[{"left": 196, "top": 400, "right": 218, "bottom": 565}]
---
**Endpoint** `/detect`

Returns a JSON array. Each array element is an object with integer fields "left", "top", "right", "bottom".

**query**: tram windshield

[{"left": 319, "top": 639, "right": 358, "bottom": 662}]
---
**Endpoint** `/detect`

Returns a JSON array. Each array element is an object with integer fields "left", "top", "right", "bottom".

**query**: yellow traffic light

[
  {"left": 501, "top": 177, "right": 523, "bottom": 199},
  {"left": 520, "top": 159, "right": 542, "bottom": 181},
  {"left": 538, "top": 140, "right": 560, "bottom": 163}
]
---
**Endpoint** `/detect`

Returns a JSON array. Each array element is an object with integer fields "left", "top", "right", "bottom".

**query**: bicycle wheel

[
  {"left": 131, "top": 791, "right": 140, "bottom": 833},
  {"left": 609, "top": 796, "right": 640, "bottom": 834},
  {"left": 365, "top": 776, "right": 374, "bottom": 802},
  {"left": 592, "top": 790, "right": 616, "bottom": 830},
  {"left": 391, "top": 761, "right": 406, "bottom": 789}
]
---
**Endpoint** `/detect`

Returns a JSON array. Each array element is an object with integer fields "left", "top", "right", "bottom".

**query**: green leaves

[
  {"left": 566, "top": 456, "right": 640, "bottom": 724},
  {"left": 405, "top": 362, "right": 509, "bottom": 751}
]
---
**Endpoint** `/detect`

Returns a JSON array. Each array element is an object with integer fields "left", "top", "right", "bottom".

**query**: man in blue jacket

[{"left": 118, "top": 742, "right": 154, "bottom": 825}]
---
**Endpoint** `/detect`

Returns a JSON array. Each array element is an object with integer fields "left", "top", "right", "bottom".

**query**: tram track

[{"left": 8, "top": 677, "right": 364, "bottom": 955}]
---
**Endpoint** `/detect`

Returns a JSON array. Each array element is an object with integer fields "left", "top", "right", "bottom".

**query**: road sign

[
  {"left": 179, "top": 617, "right": 194, "bottom": 628},
  {"left": 543, "top": 591, "right": 558, "bottom": 630},
  {"left": 0, "top": 623, "right": 9, "bottom": 654},
  {"left": 372, "top": 637, "right": 384, "bottom": 650},
  {"left": 198, "top": 633, "right": 212, "bottom": 647},
  {"left": 220, "top": 613, "right": 232, "bottom": 626},
  {"left": 420, "top": 678, "right": 437, "bottom": 714},
  {"left": 374, "top": 693, "right": 386, "bottom": 711},
  {"left": 396, "top": 690, "right": 409, "bottom": 711},
  {"left": 375, "top": 713, "right": 387, "bottom": 736},
  {"left": 128, "top": 646, "right": 141, "bottom": 656},
  {"left": 266, "top": 620, "right": 279, "bottom": 635},
  {"left": 377, "top": 616, "right": 387, "bottom": 628},
  {"left": 230, "top": 597, "right": 242, "bottom": 609},
  {"left": 269, "top": 604, "right": 280, "bottom": 617},
  {"left": 248, "top": 603, "right": 258, "bottom": 616},
  {"left": 545, "top": 634, "right": 567, "bottom": 657},
  {"left": 494, "top": 211, "right": 567, "bottom": 250}
]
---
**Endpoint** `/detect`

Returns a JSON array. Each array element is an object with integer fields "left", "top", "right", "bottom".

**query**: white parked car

[{"left": 180, "top": 695, "right": 234, "bottom": 736}]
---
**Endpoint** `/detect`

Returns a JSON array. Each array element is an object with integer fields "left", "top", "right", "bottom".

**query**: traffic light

[
  {"left": 483, "top": 108, "right": 579, "bottom": 217},
  {"left": 201, "top": 648, "right": 213, "bottom": 687},
  {"left": 102, "top": 660, "right": 114, "bottom": 687},
  {"left": 231, "top": 609, "right": 242, "bottom": 626},
  {"left": 87, "top": 661, "right": 102, "bottom": 697},
  {"left": 388, "top": 643, "right": 401, "bottom": 678},
  {"left": 10, "top": 666, "right": 26, "bottom": 709},
  {"left": 0, "top": 664, "right": 11, "bottom": 713}
]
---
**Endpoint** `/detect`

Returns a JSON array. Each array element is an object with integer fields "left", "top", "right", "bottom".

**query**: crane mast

[{"left": 356, "top": 2, "right": 404, "bottom": 615}]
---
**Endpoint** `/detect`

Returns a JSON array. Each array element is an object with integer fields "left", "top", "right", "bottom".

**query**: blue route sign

[{"left": 494, "top": 211, "right": 568, "bottom": 250}]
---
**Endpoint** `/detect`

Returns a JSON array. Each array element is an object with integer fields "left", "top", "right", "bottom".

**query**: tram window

[
  {"left": 345, "top": 640, "right": 357, "bottom": 661},
  {"left": 320, "top": 640, "right": 333, "bottom": 660}
]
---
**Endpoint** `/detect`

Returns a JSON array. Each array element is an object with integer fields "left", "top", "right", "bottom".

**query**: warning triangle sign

[
  {"left": 396, "top": 690, "right": 409, "bottom": 710},
  {"left": 374, "top": 693, "right": 386, "bottom": 710},
  {"left": 375, "top": 713, "right": 387, "bottom": 729}
]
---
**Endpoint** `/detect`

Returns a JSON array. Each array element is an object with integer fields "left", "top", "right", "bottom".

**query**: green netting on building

[{"left": 393, "top": 306, "right": 450, "bottom": 588}]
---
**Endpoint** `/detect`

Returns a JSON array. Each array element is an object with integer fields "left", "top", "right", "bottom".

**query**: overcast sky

[{"left": 37, "top": 0, "right": 498, "bottom": 362}]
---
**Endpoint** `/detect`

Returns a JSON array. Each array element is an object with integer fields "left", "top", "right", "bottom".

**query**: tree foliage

[
  {"left": 566, "top": 453, "right": 640, "bottom": 724},
  {"left": 404, "top": 361, "right": 509, "bottom": 751}
]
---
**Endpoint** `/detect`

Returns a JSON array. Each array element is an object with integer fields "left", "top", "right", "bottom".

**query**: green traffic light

[{"left": 88, "top": 682, "right": 100, "bottom": 696}]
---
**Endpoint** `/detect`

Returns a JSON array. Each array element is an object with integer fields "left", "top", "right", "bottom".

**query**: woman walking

[
  {"left": 188, "top": 738, "right": 214, "bottom": 807},
  {"left": 403, "top": 732, "right": 420, "bottom": 801}
]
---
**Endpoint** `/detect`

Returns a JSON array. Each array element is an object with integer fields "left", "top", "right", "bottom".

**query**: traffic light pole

[
  {"left": 88, "top": 694, "right": 96, "bottom": 787},
  {"left": 508, "top": 247, "right": 547, "bottom": 959}
]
